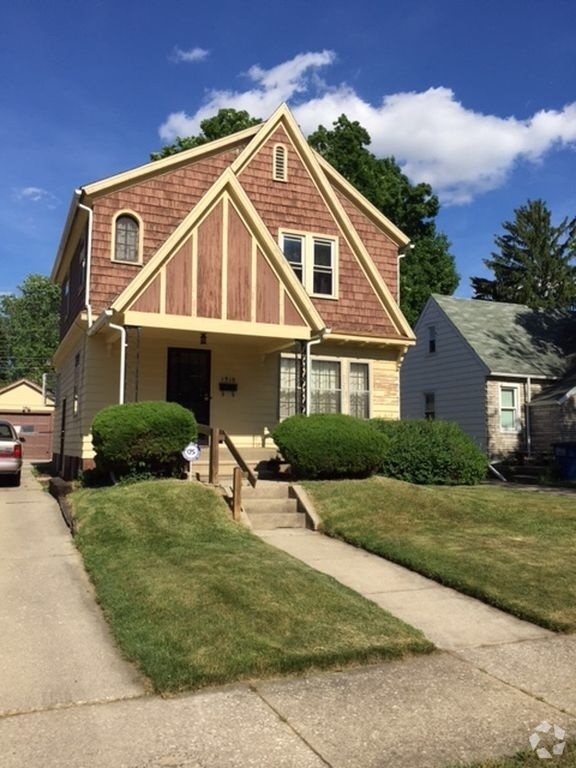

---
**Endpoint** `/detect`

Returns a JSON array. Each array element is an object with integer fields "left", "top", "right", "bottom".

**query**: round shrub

[
  {"left": 92, "top": 401, "right": 197, "bottom": 480},
  {"left": 371, "top": 419, "right": 487, "bottom": 485},
  {"left": 272, "top": 413, "right": 388, "bottom": 479}
]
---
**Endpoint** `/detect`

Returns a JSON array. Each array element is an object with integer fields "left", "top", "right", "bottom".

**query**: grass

[
  {"left": 303, "top": 477, "right": 576, "bottom": 632},
  {"left": 71, "top": 479, "right": 433, "bottom": 692}
]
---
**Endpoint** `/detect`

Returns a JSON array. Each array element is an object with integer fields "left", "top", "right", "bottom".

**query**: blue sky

[{"left": 2, "top": 0, "right": 575, "bottom": 299}]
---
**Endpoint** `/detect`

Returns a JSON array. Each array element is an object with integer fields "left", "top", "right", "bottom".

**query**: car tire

[{"left": 12, "top": 472, "right": 21, "bottom": 487}]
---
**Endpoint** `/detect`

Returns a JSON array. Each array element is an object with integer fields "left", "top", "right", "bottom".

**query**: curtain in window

[
  {"left": 349, "top": 363, "right": 369, "bottom": 418},
  {"left": 310, "top": 360, "right": 341, "bottom": 413}
]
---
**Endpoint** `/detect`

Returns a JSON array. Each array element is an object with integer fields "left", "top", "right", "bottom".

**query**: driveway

[{"left": 0, "top": 462, "right": 146, "bottom": 716}]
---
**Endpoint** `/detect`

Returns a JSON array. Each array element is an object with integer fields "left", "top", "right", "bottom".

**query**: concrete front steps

[{"left": 240, "top": 481, "right": 307, "bottom": 530}]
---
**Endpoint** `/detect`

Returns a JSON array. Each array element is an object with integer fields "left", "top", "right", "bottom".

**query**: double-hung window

[
  {"left": 280, "top": 231, "right": 337, "bottom": 297},
  {"left": 279, "top": 357, "right": 369, "bottom": 418},
  {"left": 500, "top": 386, "right": 520, "bottom": 431}
]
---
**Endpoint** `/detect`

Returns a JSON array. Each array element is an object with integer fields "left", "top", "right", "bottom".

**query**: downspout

[
  {"left": 525, "top": 377, "right": 532, "bottom": 457},
  {"left": 77, "top": 196, "right": 94, "bottom": 328},
  {"left": 397, "top": 243, "right": 414, "bottom": 307},
  {"left": 305, "top": 328, "right": 331, "bottom": 416},
  {"left": 109, "top": 322, "right": 127, "bottom": 405}
]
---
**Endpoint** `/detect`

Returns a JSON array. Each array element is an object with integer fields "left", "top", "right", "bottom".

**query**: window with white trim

[
  {"left": 114, "top": 214, "right": 140, "bottom": 263},
  {"left": 279, "top": 356, "right": 369, "bottom": 418},
  {"left": 349, "top": 363, "right": 370, "bottom": 419},
  {"left": 280, "top": 232, "right": 337, "bottom": 297},
  {"left": 500, "top": 386, "right": 520, "bottom": 431},
  {"left": 273, "top": 144, "right": 287, "bottom": 181}
]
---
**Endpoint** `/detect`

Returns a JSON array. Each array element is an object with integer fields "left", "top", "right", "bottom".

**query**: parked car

[{"left": 0, "top": 420, "right": 24, "bottom": 486}]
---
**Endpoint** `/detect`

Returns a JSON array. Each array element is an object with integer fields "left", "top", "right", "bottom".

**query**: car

[{"left": 0, "top": 420, "right": 24, "bottom": 487}]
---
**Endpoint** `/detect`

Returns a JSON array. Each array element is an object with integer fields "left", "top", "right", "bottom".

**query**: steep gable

[{"left": 108, "top": 170, "right": 324, "bottom": 339}]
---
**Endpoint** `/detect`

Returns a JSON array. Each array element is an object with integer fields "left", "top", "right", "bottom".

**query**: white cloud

[
  {"left": 170, "top": 46, "right": 209, "bottom": 63},
  {"left": 13, "top": 186, "right": 58, "bottom": 207},
  {"left": 158, "top": 52, "right": 576, "bottom": 205}
]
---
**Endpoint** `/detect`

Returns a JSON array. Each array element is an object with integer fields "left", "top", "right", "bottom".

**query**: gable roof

[{"left": 430, "top": 294, "right": 576, "bottom": 378}]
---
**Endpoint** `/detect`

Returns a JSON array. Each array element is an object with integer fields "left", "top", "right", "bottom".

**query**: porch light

[{"left": 200, "top": 333, "right": 207, "bottom": 345}]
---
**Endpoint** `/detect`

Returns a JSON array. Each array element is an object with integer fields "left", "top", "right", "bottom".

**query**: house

[
  {"left": 50, "top": 104, "right": 414, "bottom": 478},
  {"left": 0, "top": 379, "right": 54, "bottom": 460},
  {"left": 400, "top": 294, "right": 576, "bottom": 459}
]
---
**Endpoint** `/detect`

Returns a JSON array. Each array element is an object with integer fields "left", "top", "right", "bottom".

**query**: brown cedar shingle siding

[{"left": 238, "top": 129, "right": 398, "bottom": 338}]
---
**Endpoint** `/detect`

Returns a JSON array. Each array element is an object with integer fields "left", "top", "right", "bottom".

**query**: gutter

[
  {"left": 77, "top": 198, "right": 94, "bottom": 327},
  {"left": 51, "top": 189, "right": 82, "bottom": 282}
]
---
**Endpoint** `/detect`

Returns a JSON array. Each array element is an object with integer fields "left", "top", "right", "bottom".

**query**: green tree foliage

[
  {"left": 0, "top": 274, "right": 60, "bottom": 386},
  {"left": 151, "top": 109, "right": 262, "bottom": 160},
  {"left": 150, "top": 109, "right": 459, "bottom": 324},
  {"left": 471, "top": 199, "right": 576, "bottom": 308},
  {"left": 308, "top": 115, "right": 458, "bottom": 326}
]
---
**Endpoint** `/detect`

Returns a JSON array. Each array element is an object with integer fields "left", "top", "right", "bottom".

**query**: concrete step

[
  {"left": 244, "top": 498, "right": 299, "bottom": 515},
  {"left": 247, "top": 510, "right": 306, "bottom": 530},
  {"left": 241, "top": 481, "right": 292, "bottom": 499}
]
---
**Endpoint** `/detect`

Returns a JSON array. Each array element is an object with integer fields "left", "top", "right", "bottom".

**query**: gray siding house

[{"left": 400, "top": 295, "right": 576, "bottom": 459}]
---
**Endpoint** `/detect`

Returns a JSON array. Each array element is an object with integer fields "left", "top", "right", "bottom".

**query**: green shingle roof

[{"left": 431, "top": 295, "right": 576, "bottom": 378}]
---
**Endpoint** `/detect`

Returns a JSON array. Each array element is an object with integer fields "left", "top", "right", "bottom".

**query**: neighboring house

[
  {"left": 50, "top": 104, "right": 414, "bottom": 478},
  {"left": 0, "top": 379, "right": 54, "bottom": 460},
  {"left": 400, "top": 294, "right": 576, "bottom": 459}
]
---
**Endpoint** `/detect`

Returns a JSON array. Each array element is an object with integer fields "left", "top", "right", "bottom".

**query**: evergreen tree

[{"left": 471, "top": 199, "right": 576, "bottom": 308}]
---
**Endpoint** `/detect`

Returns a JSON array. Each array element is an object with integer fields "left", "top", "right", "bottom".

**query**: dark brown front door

[{"left": 166, "top": 348, "right": 211, "bottom": 426}]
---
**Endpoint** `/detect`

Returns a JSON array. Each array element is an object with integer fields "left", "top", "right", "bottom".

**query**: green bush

[
  {"left": 92, "top": 401, "right": 197, "bottom": 480},
  {"left": 272, "top": 413, "right": 388, "bottom": 479},
  {"left": 371, "top": 419, "right": 487, "bottom": 485}
]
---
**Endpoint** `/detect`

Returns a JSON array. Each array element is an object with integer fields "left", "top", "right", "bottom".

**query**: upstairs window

[
  {"left": 273, "top": 144, "right": 287, "bottom": 181},
  {"left": 280, "top": 231, "right": 337, "bottom": 298},
  {"left": 428, "top": 325, "right": 437, "bottom": 354},
  {"left": 114, "top": 214, "right": 140, "bottom": 263}
]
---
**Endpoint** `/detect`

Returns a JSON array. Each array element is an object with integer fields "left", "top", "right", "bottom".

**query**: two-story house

[{"left": 50, "top": 104, "right": 414, "bottom": 478}]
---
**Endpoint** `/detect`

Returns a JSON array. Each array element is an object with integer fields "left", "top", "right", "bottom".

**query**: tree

[
  {"left": 471, "top": 199, "right": 576, "bottom": 308},
  {"left": 150, "top": 109, "right": 459, "bottom": 324},
  {"left": 308, "top": 115, "right": 459, "bottom": 325},
  {"left": 151, "top": 109, "right": 262, "bottom": 160},
  {"left": 0, "top": 274, "right": 60, "bottom": 386}
]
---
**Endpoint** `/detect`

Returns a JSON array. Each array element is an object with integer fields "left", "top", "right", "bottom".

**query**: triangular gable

[
  {"left": 109, "top": 168, "right": 325, "bottom": 334},
  {"left": 230, "top": 104, "right": 414, "bottom": 340},
  {"left": 0, "top": 379, "right": 53, "bottom": 409}
]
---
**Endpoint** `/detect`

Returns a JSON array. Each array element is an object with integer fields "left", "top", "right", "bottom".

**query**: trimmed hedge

[
  {"left": 272, "top": 413, "right": 388, "bottom": 479},
  {"left": 92, "top": 401, "right": 197, "bottom": 479},
  {"left": 371, "top": 419, "right": 487, "bottom": 485}
]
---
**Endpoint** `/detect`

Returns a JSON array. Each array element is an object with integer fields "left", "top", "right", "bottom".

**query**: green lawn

[
  {"left": 303, "top": 478, "right": 576, "bottom": 632},
  {"left": 72, "top": 479, "right": 432, "bottom": 692}
]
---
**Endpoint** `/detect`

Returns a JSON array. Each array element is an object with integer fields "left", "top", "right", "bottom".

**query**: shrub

[
  {"left": 272, "top": 413, "right": 388, "bottom": 479},
  {"left": 371, "top": 419, "right": 487, "bottom": 485},
  {"left": 92, "top": 401, "right": 197, "bottom": 480}
]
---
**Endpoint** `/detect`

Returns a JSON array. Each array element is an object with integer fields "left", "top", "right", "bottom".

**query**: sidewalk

[{"left": 1, "top": 465, "right": 575, "bottom": 767}]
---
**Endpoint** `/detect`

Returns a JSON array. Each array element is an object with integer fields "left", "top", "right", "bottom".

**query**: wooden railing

[{"left": 197, "top": 424, "right": 257, "bottom": 520}]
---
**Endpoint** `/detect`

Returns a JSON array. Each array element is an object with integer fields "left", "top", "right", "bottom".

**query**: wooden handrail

[{"left": 197, "top": 423, "right": 257, "bottom": 488}]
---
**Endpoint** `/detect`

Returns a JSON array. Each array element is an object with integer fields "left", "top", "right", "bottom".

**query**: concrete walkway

[{"left": 1, "top": 464, "right": 575, "bottom": 767}]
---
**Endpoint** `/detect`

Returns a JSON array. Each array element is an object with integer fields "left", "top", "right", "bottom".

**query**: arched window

[
  {"left": 273, "top": 144, "right": 287, "bottom": 182},
  {"left": 114, "top": 214, "right": 140, "bottom": 262}
]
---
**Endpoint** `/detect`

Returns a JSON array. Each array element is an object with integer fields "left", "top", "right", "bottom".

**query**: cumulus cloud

[
  {"left": 158, "top": 51, "right": 576, "bottom": 205},
  {"left": 170, "top": 46, "right": 209, "bottom": 63},
  {"left": 13, "top": 186, "right": 58, "bottom": 207}
]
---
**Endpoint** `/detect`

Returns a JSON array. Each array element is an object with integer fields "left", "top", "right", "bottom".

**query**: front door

[{"left": 166, "top": 348, "right": 211, "bottom": 426}]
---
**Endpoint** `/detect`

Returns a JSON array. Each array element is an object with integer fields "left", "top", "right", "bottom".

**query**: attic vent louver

[{"left": 273, "top": 144, "right": 287, "bottom": 182}]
